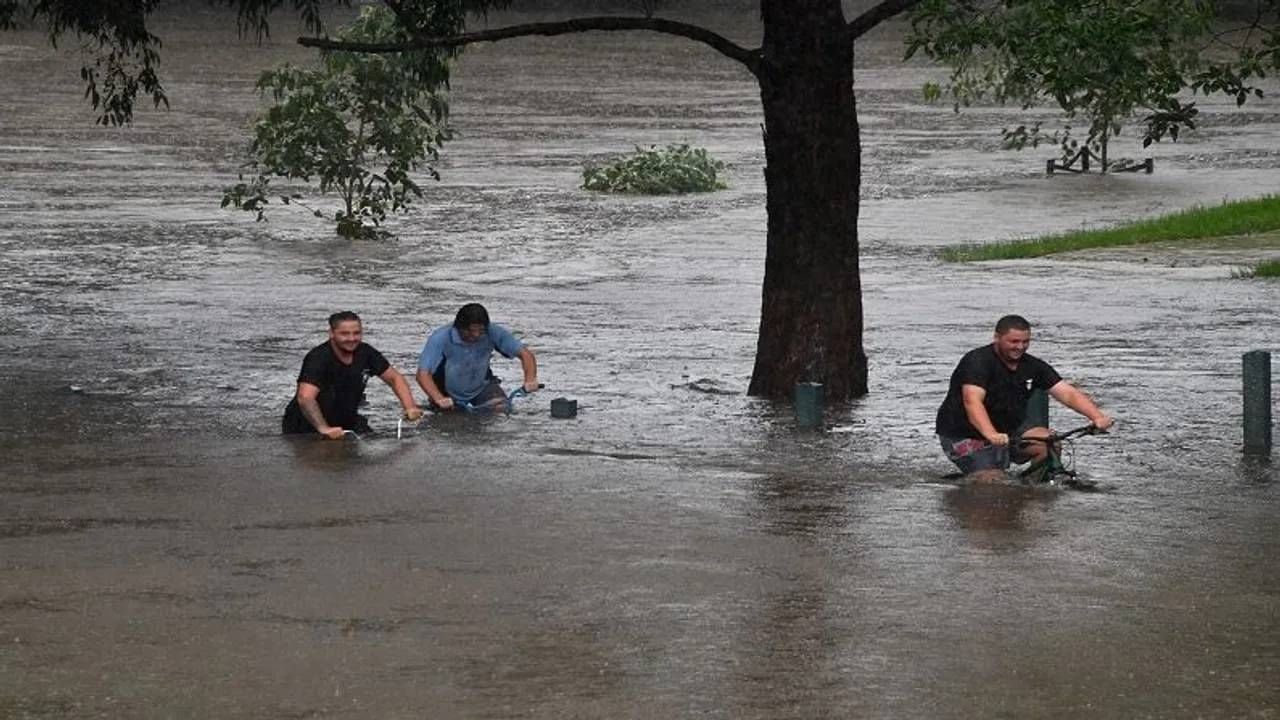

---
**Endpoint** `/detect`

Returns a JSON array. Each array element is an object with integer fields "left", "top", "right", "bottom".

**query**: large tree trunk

[{"left": 748, "top": 0, "right": 867, "bottom": 399}]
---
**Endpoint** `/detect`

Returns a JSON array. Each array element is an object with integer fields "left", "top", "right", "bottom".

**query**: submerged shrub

[
  {"left": 1249, "top": 258, "right": 1280, "bottom": 275},
  {"left": 582, "top": 144, "right": 728, "bottom": 194}
]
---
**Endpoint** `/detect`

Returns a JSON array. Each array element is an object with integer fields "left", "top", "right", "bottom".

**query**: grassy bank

[
  {"left": 1235, "top": 259, "right": 1280, "bottom": 278},
  {"left": 941, "top": 194, "right": 1280, "bottom": 262}
]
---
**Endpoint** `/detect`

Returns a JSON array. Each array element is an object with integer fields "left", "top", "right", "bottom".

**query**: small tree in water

[
  {"left": 909, "top": 0, "right": 1215, "bottom": 172},
  {"left": 221, "top": 5, "right": 453, "bottom": 239}
]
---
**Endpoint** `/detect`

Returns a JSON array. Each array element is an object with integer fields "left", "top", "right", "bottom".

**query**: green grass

[
  {"left": 1233, "top": 259, "right": 1280, "bottom": 279},
  {"left": 582, "top": 144, "right": 727, "bottom": 195},
  {"left": 941, "top": 194, "right": 1280, "bottom": 262},
  {"left": 1255, "top": 259, "right": 1280, "bottom": 277}
]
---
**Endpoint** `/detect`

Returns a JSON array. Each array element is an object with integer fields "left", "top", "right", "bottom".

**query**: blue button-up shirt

[{"left": 418, "top": 324, "right": 524, "bottom": 402}]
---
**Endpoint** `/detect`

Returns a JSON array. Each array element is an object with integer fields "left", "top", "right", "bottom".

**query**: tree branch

[
  {"left": 298, "top": 15, "right": 761, "bottom": 73},
  {"left": 848, "top": 0, "right": 924, "bottom": 40}
]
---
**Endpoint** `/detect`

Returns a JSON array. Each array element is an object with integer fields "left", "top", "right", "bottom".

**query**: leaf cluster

[
  {"left": 1, "top": 0, "right": 516, "bottom": 125},
  {"left": 2, "top": 0, "right": 350, "bottom": 124},
  {"left": 3, "top": 0, "right": 168, "bottom": 125},
  {"left": 908, "top": 0, "right": 1217, "bottom": 154},
  {"left": 221, "top": 4, "right": 456, "bottom": 238},
  {"left": 582, "top": 144, "right": 728, "bottom": 195},
  {"left": 1188, "top": 0, "right": 1280, "bottom": 108}
]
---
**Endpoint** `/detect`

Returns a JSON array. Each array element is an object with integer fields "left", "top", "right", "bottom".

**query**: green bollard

[
  {"left": 795, "top": 382, "right": 824, "bottom": 429},
  {"left": 1243, "top": 350, "right": 1272, "bottom": 453},
  {"left": 1025, "top": 388, "right": 1049, "bottom": 429}
]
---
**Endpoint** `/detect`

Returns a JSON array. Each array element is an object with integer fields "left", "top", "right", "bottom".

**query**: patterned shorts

[{"left": 939, "top": 435, "right": 1023, "bottom": 474}]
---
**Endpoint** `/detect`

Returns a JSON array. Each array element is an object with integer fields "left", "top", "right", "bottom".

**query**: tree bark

[{"left": 748, "top": 0, "right": 867, "bottom": 399}]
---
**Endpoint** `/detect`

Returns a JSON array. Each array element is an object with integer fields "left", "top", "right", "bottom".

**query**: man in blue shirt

[{"left": 416, "top": 303, "right": 540, "bottom": 410}]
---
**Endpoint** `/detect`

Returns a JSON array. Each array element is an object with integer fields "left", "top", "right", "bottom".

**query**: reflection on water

[
  {"left": 751, "top": 474, "right": 852, "bottom": 538},
  {"left": 941, "top": 481, "right": 1060, "bottom": 552},
  {"left": 1238, "top": 452, "right": 1275, "bottom": 484},
  {"left": 1, "top": 6, "right": 1278, "bottom": 718}
]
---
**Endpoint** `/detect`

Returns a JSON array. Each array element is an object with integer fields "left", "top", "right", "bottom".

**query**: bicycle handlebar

[
  {"left": 396, "top": 415, "right": 423, "bottom": 439},
  {"left": 506, "top": 383, "right": 545, "bottom": 400},
  {"left": 1019, "top": 423, "right": 1107, "bottom": 445}
]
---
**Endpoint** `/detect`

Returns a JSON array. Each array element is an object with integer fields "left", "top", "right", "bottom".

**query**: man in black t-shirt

[
  {"left": 936, "top": 314, "right": 1114, "bottom": 479},
  {"left": 282, "top": 311, "right": 424, "bottom": 438}
]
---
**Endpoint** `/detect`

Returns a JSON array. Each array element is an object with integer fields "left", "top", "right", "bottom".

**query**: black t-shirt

[
  {"left": 281, "top": 341, "right": 391, "bottom": 434},
  {"left": 935, "top": 344, "right": 1062, "bottom": 438}
]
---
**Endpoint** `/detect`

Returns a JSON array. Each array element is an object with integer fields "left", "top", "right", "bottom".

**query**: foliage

[
  {"left": 221, "top": 5, "right": 455, "bottom": 239},
  {"left": 582, "top": 144, "right": 728, "bottom": 195},
  {"left": 0, "top": 0, "right": 168, "bottom": 125},
  {"left": 1191, "top": 1, "right": 1280, "bottom": 107},
  {"left": 1235, "top": 259, "right": 1280, "bottom": 278},
  {"left": 940, "top": 194, "right": 1280, "bottom": 261},
  {"left": 908, "top": 0, "right": 1217, "bottom": 170},
  {"left": 0, "top": 0, "right": 521, "bottom": 125}
]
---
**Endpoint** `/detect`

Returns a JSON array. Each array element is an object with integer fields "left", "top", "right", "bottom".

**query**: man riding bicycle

[{"left": 936, "top": 314, "right": 1114, "bottom": 481}]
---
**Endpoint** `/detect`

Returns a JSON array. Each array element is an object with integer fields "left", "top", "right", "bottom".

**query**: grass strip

[
  {"left": 1239, "top": 259, "right": 1280, "bottom": 278},
  {"left": 941, "top": 194, "right": 1280, "bottom": 262}
]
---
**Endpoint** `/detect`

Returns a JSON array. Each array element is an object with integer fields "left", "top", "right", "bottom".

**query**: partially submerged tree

[
  {"left": 222, "top": 5, "right": 454, "bottom": 238},
  {"left": 907, "top": 0, "right": 1280, "bottom": 171},
  {"left": 907, "top": 0, "right": 1216, "bottom": 172}
]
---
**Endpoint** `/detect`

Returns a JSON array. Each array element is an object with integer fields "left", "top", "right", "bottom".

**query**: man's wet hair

[
  {"left": 454, "top": 303, "right": 490, "bottom": 330},
  {"left": 328, "top": 311, "right": 361, "bottom": 329},
  {"left": 995, "top": 314, "right": 1031, "bottom": 335}
]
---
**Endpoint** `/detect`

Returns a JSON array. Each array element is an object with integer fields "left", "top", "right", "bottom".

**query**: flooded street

[{"left": 2, "top": 6, "right": 1278, "bottom": 718}]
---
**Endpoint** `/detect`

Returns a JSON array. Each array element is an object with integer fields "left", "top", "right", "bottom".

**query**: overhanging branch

[
  {"left": 299, "top": 16, "right": 761, "bottom": 73},
  {"left": 849, "top": 0, "right": 923, "bottom": 40}
]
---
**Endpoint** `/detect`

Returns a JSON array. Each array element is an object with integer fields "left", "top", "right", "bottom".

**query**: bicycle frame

[
  {"left": 459, "top": 383, "right": 544, "bottom": 415},
  {"left": 1017, "top": 423, "right": 1102, "bottom": 485}
]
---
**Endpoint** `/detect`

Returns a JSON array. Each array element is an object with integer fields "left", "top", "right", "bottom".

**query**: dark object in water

[{"left": 551, "top": 397, "right": 577, "bottom": 419}]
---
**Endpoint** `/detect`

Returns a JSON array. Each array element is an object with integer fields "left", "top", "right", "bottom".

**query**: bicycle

[
  {"left": 332, "top": 412, "right": 425, "bottom": 441},
  {"left": 458, "top": 383, "right": 545, "bottom": 415},
  {"left": 1016, "top": 423, "right": 1107, "bottom": 490}
]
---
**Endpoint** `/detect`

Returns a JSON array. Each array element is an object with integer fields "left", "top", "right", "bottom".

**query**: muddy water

[{"left": 2, "top": 7, "right": 1278, "bottom": 718}]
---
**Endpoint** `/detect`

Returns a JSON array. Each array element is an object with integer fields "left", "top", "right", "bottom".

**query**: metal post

[
  {"left": 1025, "top": 388, "right": 1049, "bottom": 428},
  {"left": 795, "top": 382, "right": 824, "bottom": 429},
  {"left": 1243, "top": 350, "right": 1272, "bottom": 453}
]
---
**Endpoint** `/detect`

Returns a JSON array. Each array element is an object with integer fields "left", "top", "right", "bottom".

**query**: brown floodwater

[{"left": 1, "top": 6, "right": 1277, "bottom": 718}]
